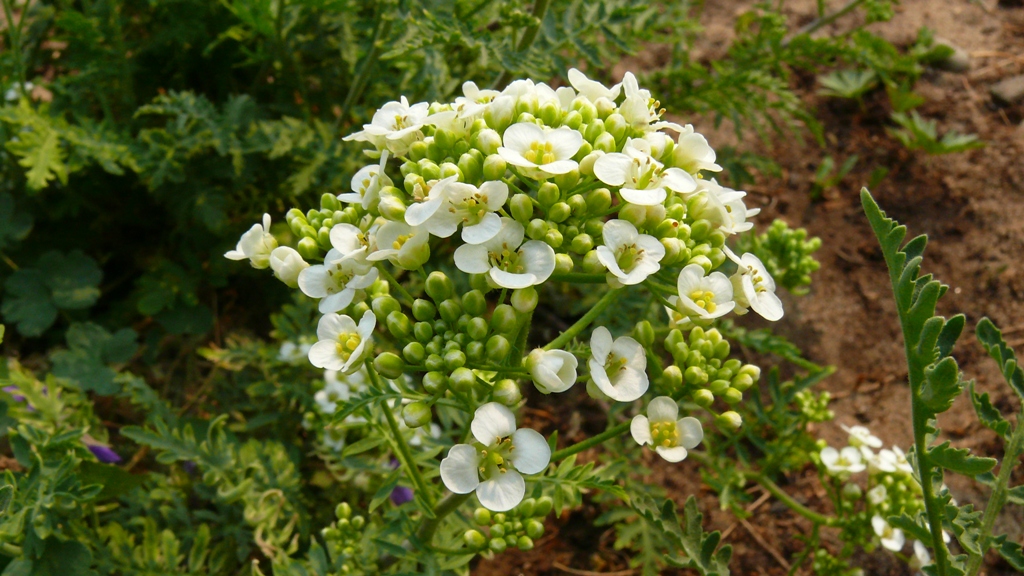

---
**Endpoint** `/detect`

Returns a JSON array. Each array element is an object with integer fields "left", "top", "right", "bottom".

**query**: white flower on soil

[
  {"left": 343, "top": 96, "right": 429, "bottom": 155},
  {"left": 588, "top": 326, "right": 648, "bottom": 402},
  {"left": 672, "top": 125, "right": 722, "bottom": 174},
  {"left": 323, "top": 427, "right": 346, "bottom": 452},
  {"left": 820, "top": 446, "right": 866, "bottom": 475},
  {"left": 270, "top": 246, "right": 308, "bottom": 288},
  {"left": 525, "top": 349, "right": 578, "bottom": 394},
  {"left": 567, "top": 68, "right": 621, "bottom": 105},
  {"left": 225, "top": 213, "right": 278, "bottom": 269},
  {"left": 872, "top": 515, "right": 906, "bottom": 552},
  {"left": 631, "top": 396, "right": 703, "bottom": 462},
  {"left": 407, "top": 180, "right": 509, "bottom": 244},
  {"left": 339, "top": 150, "right": 392, "bottom": 211},
  {"left": 498, "top": 122, "right": 582, "bottom": 176},
  {"left": 308, "top": 311, "right": 376, "bottom": 374},
  {"left": 453, "top": 218, "right": 555, "bottom": 289},
  {"left": 366, "top": 221, "right": 430, "bottom": 269},
  {"left": 593, "top": 138, "right": 695, "bottom": 206},
  {"left": 723, "top": 248, "right": 783, "bottom": 322},
  {"left": 675, "top": 264, "right": 735, "bottom": 321},
  {"left": 595, "top": 219, "right": 665, "bottom": 286},
  {"left": 439, "top": 402, "right": 550, "bottom": 512}
]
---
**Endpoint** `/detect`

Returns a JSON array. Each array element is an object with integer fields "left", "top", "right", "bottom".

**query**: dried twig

[{"left": 740, "top": 518, "right": 792, "bottom": 571}]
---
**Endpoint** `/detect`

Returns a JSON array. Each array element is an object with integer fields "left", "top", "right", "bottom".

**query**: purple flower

[
  {"left": 390, "top": 486, "right": 414, "bottom": 506},
  {"left": 2, "top": 385, "right": 26, "bottom": 404},
  {"left": 86, "top": 443, "right": 122, "bottom": 464}
]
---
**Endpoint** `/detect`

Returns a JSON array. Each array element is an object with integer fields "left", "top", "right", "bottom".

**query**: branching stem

[
  {"left": 551, "top": 421, "right": 630, "bottom": 461},
  {"left": 543, "top": 288, "right": 623, "bottom": 351},
  {"left": 966, "top": 409, "right": 1024, "bottom": 575}
]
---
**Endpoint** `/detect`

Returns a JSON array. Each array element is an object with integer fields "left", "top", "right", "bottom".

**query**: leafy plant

[{"left": 888, "top": 111, "right": 985, "bottom": 155}]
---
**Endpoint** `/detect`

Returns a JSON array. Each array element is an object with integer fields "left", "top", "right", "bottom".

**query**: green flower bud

[
  {"left": 527, "top": 218, "right": 548, "bottom": 240},
  {"left": 474, "top": 129, "right": 502, "bottom": 156},
  {"left": 572, "top": 97, "right": 598, "bottom": 123},
  {"left": 449, "top": 367, "right": 475, "bottom": 392},
  {"left": 655, "top": 219, "right": 679, "bottom": 239},
  {"left": 739, "top": 364, "right": 761, "bottom": 381},
  {"left": 661, "top": 237, "right": 683, "bottom": 265},
  {"left": 322, "top": 527, "right": 341, "bottom": 540},
  {"left": 511, "top": 287, "right": 539, "bottom": 313},
  {"left": 315, "top": 226, "right": 331, "bottom": 249},
  {"left": 538, "top": 182, "right": 560, "bottom": 208},
  {"left": 444, "top": 349, "right": 467, "bottom": 371},
  {"left": 662, "top": 365, "right": 683, "bottom": 390},
  {"left": 402, "top": 342, "right": 425, "bottom": 365},
  {"left": 483, "top": 154, "right": 507, "bottom": 181},
  {"left": 535, "top": 496, "right": 553, "bottom": 517},
  {"left": 544, "top": 228, "right": 563, "bottom": 248},
  {"left": 466, "top": 340, "right": 485, "bottom": 361},
  {"left": 320, "top": 193, "right": 340, "bottom": 212},
  {"left": 465, "top": 529, "right": 487, "bottom": 549},
  {"left": 517, "top": 535, "right": 534, "bottom": 551},
  {"left": 564, "top": 109, "right": 583, "bottom": 130},
  {"left": 634, "top": 320, "right": 655, "bottom": 348},
  {"left": 336, "top": 502, "right": 352, "bottom": 519},
  {"left": 374, "top": 352, "right": 405, "bottom": 380},
  {"left": 297, "top": 237, "right": 320, "bottom": 260},
  {"left": 692, "top": 389, "right": 715, "bottom": 407},
  {"left": 619, "top": 203, "right": 647, "bottom": 228},
  {"left": 385, "top": 310, "right": 412, "bottom": 339},
  {"left": 552, "top": 253, "right": 572, "bottom": 274},
  {"left": 490, "top": 535, "right": 508, "bottom": 554},
  {"left": 691, "top": 219, "right": 712, "bottom": 241},
  {"left": 516, "top": 111, "right": 536, "bottom": 124},
  {"left": 490, "top": 379, "right": 520, "bottom": 406},
  {"left": 351, "top": 301, "right": 371, "bottom": 320},
  {"left": 732, "top": 373, "right": 754, "bottom": 392},
  {"left": 548, "top": 202, "right": 571, "bottom": 223},
  {"left": 595, "top": 97, "right": 615, "bottom": 119},
  {"left": 414, "top": 321, "right": 434, "bottom": 343},
  {"left": 402, "top": 401, "right": 432, "bottom": 428},
  {"left": 438, "top": 299, "right": 462, "bottom": 324},
  {"left": 566, "top": 194, "right": 588, "bottom": 217},
  {"left": 439, "top": 162, "right": 461, "bottom": 181},
  {"left": 425, "top": 271, "right": 453, "bottom": 302},
  {"left": 404, "top": 139, "right": 427, "bottom": 160},
  {"left": 426, "top": 140, "right": 445, "bottom": 163},
  {"left": 685, "top": 366, "right": 708, "bottom": 386},
  {"left": 412, "top": 298, "right": 437, "bottom": 321},
  {"left": 485, "top": 335, "right": 512, "bottom": 363},
  {"left": 425, "top": 353, "right": 445, "bottom": 372},
  {"left": 510, "top": 193, "right": 534, "bottom": 224},
  {"left": 582, "top": 249, "right": 603, "bottom": 273},
  {"left": 708, "top": 379, "right": 730, "bottom": 394},
  {"left": 842, "top": 483, "right": 862, "bottom": 501},
  {"left": 594, "top": 132, "right": 617, "bottom": 153},
  {"left": 722, "top": 387, "right": 743, "bottom": 404},
  {"left": 569, "top": 233, "right": 593, "bottom": 255},
  {"left": 286, "top": 207, "right": 305, "bottom": 223},
  {"left": 578, "top": 150, "right": 602, "bottom": 176},
  {"left": 584, "top": 119, "right": 605, "bottom": 142},
  {"left": 517, "top": 498, "right": 536, "bottom": 517},
  {"left": 554, "top": 169, "right": 579, "bottom": 191},
  {"left": 400, "top": 160, "right": 419, "bottom": 178},
  {"left": 526, "top": 520, "right": 545, "bottom": 539},
  {"left": 425, "top": 339, "right": 442, "bottom": 356},
  {"left": 458, "top": 153, "right": 482, "bottom": 183},
  {"left": 474, "top": 507, "right": 492, "bottom": 525},
  {"left": 422, "top": 371, "right": 447, "bottom": 394},
  {"left": 466, "top": 316, "right": 489, "bottom": 341},
  {"left": 379, "top": 194, "right": 407, "bottom": 222},
  {"left": 539, "top": 101, "right": 560, "bottom": 126},
  {"left": 604, "top": 113, "right": 627, "bottom": 143},
  {"left": 419, "top": 160, "right": 442, "bottom": 182},
  {"left": 688, "top": 254, "right": 713, "bottom": 274},
  {"left": 716, "top": 411, "right": 743, "bottom": 431},
  {"left": 372, "top": 295, "right": 401, "bottom": 319},
  {"left": 491, "top": 304, "right": 518, "bottom": 333}
]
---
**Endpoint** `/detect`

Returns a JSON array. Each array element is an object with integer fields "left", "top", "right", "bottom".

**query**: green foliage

[
  {"left": 50, "top": 323, "right": 138, "bottom": 395},
  {"left": 818, "top": 69, "right": 878, "bottom": 100},
  {"left": 734, "top": 219, "right": 822, "bottom": 295},
  {"left": 1, "top": 251, "right": 102, "bottom": 336},
  {"left": 888, "top": 111, "right": 985, "bottom": 155},
  {"left": 810, "top": 154, "right": 858, "bottom": 199},
  {"left": 630, "top": 494, "right": 731, "bottom": 576}
]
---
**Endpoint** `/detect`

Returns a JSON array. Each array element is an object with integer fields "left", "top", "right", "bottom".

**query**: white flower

[
  {"left": 315, "top": 371, "right": 353, "bottom": 414},
  {"left": 630, "top": 396, "right": 703, "bottom": 462},
  {"left": 689, "top": 179, "right": 758, "bottom": 235},
  {"left": 842, "top": 424, "right": 883, "bottom": 449},
  {"left": 453, "top": 218, "right": 555, "bottom": 289},
  {"left": 342, "top": 96, "right": 430, "bottom": 155},
  {"left": 498, "top": 122, "right": 582, "bottom": 176},
  {"left": 323, "top": 427, "right": 346, "bottom": 452},
  {"left": 588, "top": 327, "right": 648, "bottom": 402},
  {"left": 820, "top": 446, "right": 866, "bottom": 475},
  {"left": 593, "top": 138, "right": 695, "bottom": 206},
  {"left": 339, "top": 150, "right": 392, "bottom": 211},
  {"left": 366, "top": 221, "right": 430, "bottom": 269},
  {"left": 270, "top": 247, "right": 308, "bottom": 288},
  {"left": 672, "top": 125, "right": 722, "bottom": 174},
  {"left": 225, "top": 214, "right": 278, "bottom": 269},
  {"left": 5, "top": 82, "right": 33, "bottom": 102},
  {"left": 298, "top": 253, "right": 378, "bottom": 313},
  {"left": 867, "top": 484, "right": 888, "bottom": 506},
  {"left": 406, "top": 180, "right": 509, "bottom": 244},
  {"left": 455, "top": 81, "right": 503, "bottom": 118},
  {"left": 595, "top": 219, "right": 665, "bottom": 286},
  {"left": 910, "top": 540, "right": 932, "bottom": 571},
  {"left": 675, "top": 264, "right": 735, "bottom": 321},
  {"left": 872, "top": 447, "right": 914, "bottom": 475},
  {"left": 439, "top": 403, "right": 550, "bottom": 512},
  {"left": 525, "top": 349, "right": 578, "bottom": 394},
  {"left": 872, "top": 515, "right": 905, "bottom": 552},
  {"left": 278, "top": 340, "right": 312, "bottom": 363},
  {"left": 619, "top": 72, "right": 683, "bottom": 133},
  {"left": 567, "top": 68, "right": 621, "bottom": 104},
  {"left": 308, "top": 311, "right": 376, "bottom": 374},
  {"left": 725, "top": 248, "right": 783, "bottom": 322}
]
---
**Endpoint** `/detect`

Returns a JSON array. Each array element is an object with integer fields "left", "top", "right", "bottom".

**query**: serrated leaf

[
  {"left": 936, "top": 314, "right": 964, "bottom": 358},
  {"left": 1007, "top": 485, "right": 1024, "bottom": 506},
  {"left": 969, "top": 381, "right": 1009, "bottom": 439},
  {"left": 976, "top": 317, "right": 1024, "bottom": 401},
  {"left": 920, "top": 356, "right": 961, "bottom": 413},
  {"left": 0, "top": 485, "right": 12, "bottom": 514},
  {"left": 999, "top": 539, "right": 1024, "bottom": 570},
  {"left": 341, "top": 435, "right": 386, "bottom": 457},
  {"left": 889, "top": 512, "right": 933, "bottom": 542}
]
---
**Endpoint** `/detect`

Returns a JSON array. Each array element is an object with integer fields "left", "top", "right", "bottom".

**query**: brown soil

[{"left": 477, "top": 0, "right": 1024, "bottom": 574}]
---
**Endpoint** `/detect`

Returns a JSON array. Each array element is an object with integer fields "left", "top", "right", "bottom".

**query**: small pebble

[
  {"left": 931, "top": 37, "right": 970, "bottom": 73},
  {"left": 991, "top": 75, "right": 1024, "bottom": 105}
]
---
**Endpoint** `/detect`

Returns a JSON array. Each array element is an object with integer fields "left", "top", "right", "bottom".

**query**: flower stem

[
  {"left": 338, "top": 3, "right": 391, "bottom": 126},
  {"left": 543, "top": 288, "right": 623, "bottom": 351},
  {"left": 551, "top": 421, "right": 631, "bottom": 461},
  {"left": 749, "top": 473, "right": 839, "bottom": 527},
  {"left": 365, "top": 361, "right": 434, "bottom": 506},
  {"left": 966, "top": 409, "right": 1024, "bottom": 576},
  {"left": 491, "top": 0, "right": 551, "bottom": 89},
  {"left": 377, "top": 265, "right": 415, "bottom": 305},
  {"left": 416, "top": 492, "right": 472, "bottom": 545}
]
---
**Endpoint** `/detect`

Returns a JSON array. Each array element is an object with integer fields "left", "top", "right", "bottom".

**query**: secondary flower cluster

[{"left": 226, "top": 69, "right": 781, "bottom": 513}]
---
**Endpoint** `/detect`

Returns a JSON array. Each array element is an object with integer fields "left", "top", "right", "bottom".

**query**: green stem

[
  {"left": 491, "top": 0, "right": 551, "bottom": 89},
  {"left": 786, "top": 0, "right": 868, "bottom": 40},
  {"left": 750, "top": 473, "right": 839, "bottom": 527},
  {"left": 551, "top": 421, "right": 630, "bottom": 461},
  {"left": 543, "top": 288, "right": 623, "bottom": 351},
  {"left": 511, "top": 309, "right": 533, "bottom": 364},
  {"left": 338, "top": 3, "right": 391, "bottom": 126},
  {"left": 549, "top": 272, "right": 607, "bottom": 284},
  {"left": 416, "top": 492, "right": 472, "bottom": 545},
  {"left": 1, "top": 0, "right": 25, "bottom": 91},
  {"left": 966, "top": 410, "right": 1024, "bottom": 576},
  {"left": 377, "top": 265, "right": 415, "bottom": 305},
  {"left": 0, "top": 542, "right": 21, "bottom": 557},
  {"left": 365, "top": 361, "right": 434, "bottom": 506}
]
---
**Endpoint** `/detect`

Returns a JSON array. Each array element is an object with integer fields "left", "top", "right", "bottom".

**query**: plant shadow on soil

[{"left": 477, "top": 0, "right": 1024, "bottom": 574}]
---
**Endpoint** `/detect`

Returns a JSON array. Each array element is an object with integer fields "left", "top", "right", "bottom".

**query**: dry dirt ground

[{"left": 477, "top": 0, "right": 1024, "bottom": 574}]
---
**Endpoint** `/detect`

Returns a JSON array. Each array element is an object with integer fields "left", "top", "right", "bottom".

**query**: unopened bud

[
  {"left": 511, "top": 287, "right": 538, "bottom": 313},
  {"left": 692, "top": 389, "right": 715, "bottom": 407},
  {"left": 722, "top": 387, "right": 743, "bottom": 404},
  {"left": 374, "top": 352, "right": 405, "bottom": 380},
  {"left": 538, "top": 182, "right": 560, "bottom": 208},
  {"left": 425, "top": 271, "right": 453, "bottom": 302},
  {"left": 464, "top": 529, "right": 487, "bottom": 549},
  {"left": 402, "top": 402, "right": 432, "bottom": 428},
  {"left": 494, "top": 379, "right": 522, "bottom": 406},
  {"left": 485, "top": 335, "right": 512, "bottom": 363},
  {"left": 716, "top": 411, "right": 743, "bottom": 431},
  {"left": 548, "top": 202, "right": 571, "bottom": 223},
  {"left": 474, "top": 129, "right": 502, "bottom": 156},
  {"left": 297, "top": 236, "right": 320, "bottom": 260},
  {"left": 483, "top": 154, "right": 507, "bottom": 181},
  {"left": 422, "top": 371, "right": 447, "bottom": 394},
  {"left": 335, "top": 502, "right": 352, "bottom": 519},
  {"left": 491, "top": 305, "right": 518, "bottom": 334}
]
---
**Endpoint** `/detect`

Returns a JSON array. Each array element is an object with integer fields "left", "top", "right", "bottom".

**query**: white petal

[
  {"left": 298, "top": 266, "right": 330, "bottom": 298},
  {"left": 480, "top": 181, "right": 509, "bottom": 210},
  {"left": 605, "top": 368, "right": 648, "bottom": 402},
  {"left": 316, "top": 313, "right": 356, "bottom": 341},
  {"left": 820, "top": 447, "right": 839, "bottom": 467},
  {"left": 498, "top": 147, "right": 536, "bottom": 169},
  {"left": 510, "top": 428, "right": 551, "bottom": 474},
  {"left": 519, "top": 241, "right": 555, "bottom": 283},
  {"left": 620, "top": 186, "right": 667, "bottom": 206},
  {"left": 404, "top": 196, "right": 444, "bottom": 227},
  {"left": 630, "top": 415, "right": 652, "bottom": 445},
  {"left": 646, "top": 396, "right": 679, "bottom": 424},
  {"left": 454, "top": 244, "right": 492, "bottom": 274},
  {"left": 440, "top": 444, "right": 482, "bottom": 494},
  {"left": 539, "top": 160, "right": 578, "bottom": 175},
  {"left": 308, "top": 341, "right": 342, "bottom": 371},
  {"left": 677, "top": 417, "right": 704, "bottom": 450},
  {"left": 611, "top": 336, "right": 645, "bottom": 368},
  {"left": 475, "top": 470, "right": 525, "bottom": 512},
  {"left": 596, "top": 246, "right": 625, "bottom": 278},
  {"left": 471, "top": 402, "right": 517, "bottom": 444},
  {"left": 661, "top": 168, "right": 697, "bottom": 193},
  {"left": 224, "top": 249, "right": 247, "bottom": 261},
  {"left": 590, "top": 327, "right": 613, "bottom": 360},
  {"left": 750, "top": 290, "right": 784, "bottom": 322},
  {"left": 502, "top": 122, "right": 545, "bottom": 152},
  {"left": 489, "top": 269, "right": 537, "bottom": 290},
  {"left": 655, "top": 445, "right": 689, "bottom": 462},
  {"left": 357, "top": 310, "right": 377, "bottom": 337},
  {"left": 593, "top": 154, "right": 632, "bottom": 186},
  {"left": 318, "top": 290, "right": 354, "bottom": 314},
  {"left": 546, "top": 128, "right": 583, "bottom": 160},
  {"left": 601, "top": 219, "right": 637, "bottom": 250},
  {"left": 462, "top": 212, "right": 503, "bottom": 245}
]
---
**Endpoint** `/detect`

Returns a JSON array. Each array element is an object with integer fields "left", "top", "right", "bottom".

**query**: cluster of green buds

[
  {"left": 735, "top": 219, "right": 821, "bottom": 295},
  {"left": 463, "top": 497, "right": 552, "bottom": 554},
  {"left": 659, "top": 326, "right": 759, "bottom": 428},
  {"left": 812, "top": 549, "right": 863, "bottom": 576},
  {"left": 320, "top": 502, "right": 369, "bottom": 574}
]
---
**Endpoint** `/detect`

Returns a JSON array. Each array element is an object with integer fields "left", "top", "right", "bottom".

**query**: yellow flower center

[
  {"left": 392, "top": 233, "right": 412, "bottom": 250},
  {"left": 524, "top": 141, "right": 556, "bottom": 165},
  {"left": 616, "top": 243, "right": 641, "bottom": 271},
  {"left": 335, "top": 333, "right": 362, "bottom": 360},
  {"left": 688, "top": 289, "right": 717, "bottom": 313},
  {"left": 488, "top": 246, "right": 525, "bottom": 274},
  {"left": 478, "top": 437, "right": 515, "bottom": 477},
  {"left": 650, "top": 421, "right": 678, "bottom": 448}
]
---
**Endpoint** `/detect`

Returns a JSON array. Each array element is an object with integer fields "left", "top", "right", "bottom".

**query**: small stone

[
  {"left": 931, "top": 37, "right": 970, "bottom": 72},
  {"left": 991, "top": 75, "right": 1024, "bottom": 106}
]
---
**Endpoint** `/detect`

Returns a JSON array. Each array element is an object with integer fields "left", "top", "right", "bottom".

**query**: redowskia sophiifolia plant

[{"left": 224, "top": 69, "right": 784, "bottom": 572}]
